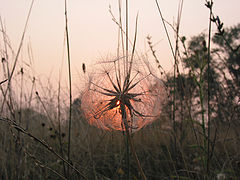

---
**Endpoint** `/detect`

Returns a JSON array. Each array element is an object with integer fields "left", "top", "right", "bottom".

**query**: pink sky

[{"left": 0, "top": 0, "right": 239, "bottom": 94}]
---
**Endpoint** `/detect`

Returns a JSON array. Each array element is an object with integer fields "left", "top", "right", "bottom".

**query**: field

[{"left": 0, "top": 0, "right": 239, "bottom": 179}]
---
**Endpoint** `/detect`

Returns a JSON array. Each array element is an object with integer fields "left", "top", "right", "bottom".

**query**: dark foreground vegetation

[{"left": 0, "top": 1, "right": 239, "bottom": 179}]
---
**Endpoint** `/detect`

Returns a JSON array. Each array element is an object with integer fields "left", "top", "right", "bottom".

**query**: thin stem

[
  {"left": 0, "top": 117, "right": 88, "bottom": 180},
  {"left": 206, "top": 0, "right": 213, "bottom": 175},
  {"left": 155, "top": 0, "right": 175, "bottom": 61},
  {"left": 25, "top": 150, "right": 67, "bottom": 180},
  {"left": 120, "top": 104, "right": 147, "bottom": 180},
  {"left": 126, "top": 0, "right": 129, "bottom": 77},
  {"left": 57, "top": 74, "right": 67, "bottom": 177},
  {"left": 1, "top": 0, "right": 35, "bottom": 113},
  {"left": 125, "top": 2, "right": 129, "bottom": 178},
  {"left": 198, "top": 72, "right": 207, "bottom": 171},
  {"left": 0, "top": 79, "right": 8, "bottom": 85},
  {"left": 126, "top": 128, "right": 130, "bottom": 180},
  {"left": 128, "top": 13, "right": 138, "bottom": 78},
  {"left": 64, "top": 0, "right": 73, "bottom": 177},
  {"left": 0, "top": 17, "right": 9, "bottom": 77},
  {"left": 35, "top": 91, "right": 56, "bottom": 131}
]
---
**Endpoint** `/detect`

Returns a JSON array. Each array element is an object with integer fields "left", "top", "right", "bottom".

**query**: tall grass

[
  {"left": 206, "top": 0, "right": 213, "bottom": 175},
  {"left": 0, "top": 0, "right": 239, "bottom": 180},
  {"left": 64, "top": 0, "right": 73, "bottom": 178}
]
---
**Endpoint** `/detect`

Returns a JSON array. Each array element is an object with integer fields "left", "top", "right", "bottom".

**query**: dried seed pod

[{"left": 82, "top": 63, "right": 86, "bottom": 73}]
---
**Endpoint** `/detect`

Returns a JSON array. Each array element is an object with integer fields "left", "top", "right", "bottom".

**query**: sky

[{"left": 0, "top": 0, "right": 239, "bottom": 94}]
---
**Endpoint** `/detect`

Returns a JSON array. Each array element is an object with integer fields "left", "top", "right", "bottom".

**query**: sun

[
  {"left": 116, "top": 100, "right": 120, "bottom": 106},
  {"left": 114, "top": 100, "right": 121, "bottom": 109}
]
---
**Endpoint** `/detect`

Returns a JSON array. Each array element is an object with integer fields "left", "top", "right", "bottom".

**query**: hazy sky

[{"left": 0, "top": 0, "right": 239, "bottom": 92}]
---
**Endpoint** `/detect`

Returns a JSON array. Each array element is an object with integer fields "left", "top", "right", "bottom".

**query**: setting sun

[{"left": 116, "top": 100, "right": 120, "bottom": 107}]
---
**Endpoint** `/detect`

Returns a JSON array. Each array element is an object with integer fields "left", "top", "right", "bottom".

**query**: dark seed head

[{"left": 82, "top": 63, "right": 86, "bottom": 73}]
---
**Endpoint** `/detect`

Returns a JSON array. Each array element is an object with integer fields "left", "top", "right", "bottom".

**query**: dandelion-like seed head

[{"left": 81, "top": 55, "right": 167, "bottom": 132}]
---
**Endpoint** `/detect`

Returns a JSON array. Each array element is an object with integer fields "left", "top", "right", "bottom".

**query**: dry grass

[{"left": 0, "top": 0, "right": 239, "bottom": 180}]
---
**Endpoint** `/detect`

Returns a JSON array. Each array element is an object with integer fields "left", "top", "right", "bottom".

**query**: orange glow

[
  {"left": 80, "top": 56, "right": 167, "bottom": 132},
  {"left": 116, "top": 100, "right": 120, "bottom": 108},
  {"left": 116, "top": 100, "right": 120, "bottom": 106},
  {"left": 81, "top": 72, "right": 167, "bottom": 132}
]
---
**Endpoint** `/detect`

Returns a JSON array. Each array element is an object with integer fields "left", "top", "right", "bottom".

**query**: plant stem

[
  {"left": 64, "top": 0, "right": 73, "bottom": 178},
  {"left": 0, "top": 117, "right": 88, "bottom": 180},
  {"left": 0, "top": 0, "right": 34, "bottom": 114},
  {"left": 125, "top": 0, "right": 128, "bottom": 75},
  {"left": 121, "top": 104, "right": 147, "bottom": 180},
  {"left": 206, "top": 0, "right": 213, "bottom": 175},
  {"left": 57, "top": 75, "right": 67, "bottom": 177}
]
